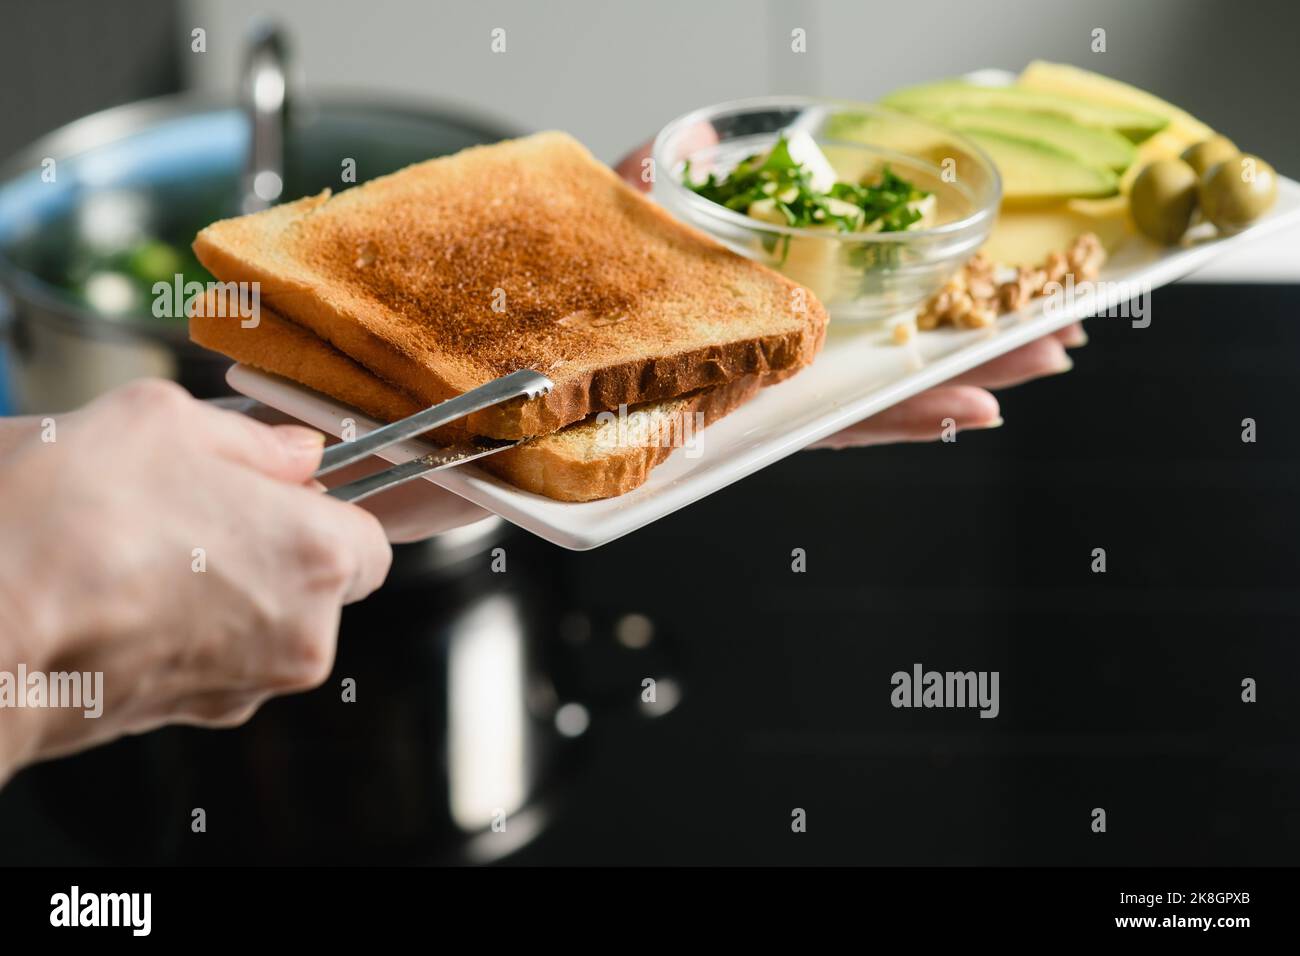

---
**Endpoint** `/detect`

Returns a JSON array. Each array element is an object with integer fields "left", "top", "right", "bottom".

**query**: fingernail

[
  {"left": 282, "top": 428, "right": 326, "bottom": 453},
  {"left": 1051, "top": 355, "right": 1075, "bottom": 375},
  {"left": 1061, "top": 327, "right": 1089, "bottom": 348},
  {"left": 971, "top": 416, "right": 1004, "bottom": 429}
]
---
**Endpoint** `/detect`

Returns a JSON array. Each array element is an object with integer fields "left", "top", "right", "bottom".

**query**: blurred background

[
  {"left": 5, "top": 0, "right": 1298, "bottom": 168},
  {"left": 0, "top": 0, "right": 1297, "bottom": 864}
]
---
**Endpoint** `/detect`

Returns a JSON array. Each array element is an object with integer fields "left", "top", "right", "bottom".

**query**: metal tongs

[{"left": 314, "top": 369, "right": 554, "bottom": 503}]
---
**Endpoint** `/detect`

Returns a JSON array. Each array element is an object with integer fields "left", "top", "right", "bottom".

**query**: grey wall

[
  {"left": 183, "top": 0, "right": 1299, "bottom": 172},
  {"left": 0, "top": 0, "right": 179, "bottom": 159}
]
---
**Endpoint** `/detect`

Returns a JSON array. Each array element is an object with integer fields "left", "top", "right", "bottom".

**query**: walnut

[
  {"left": 1067, "top": 232, "right": 1105, "bottom": 279},
  {"left": 968, "top": 276, "right": 997, "bottom": 301},
  {"left": 1044, "top": 251, "right": 1069, "bottom": 284},
  {"left": 963, "top": 305, "right": 997, "bottom": 329},
  {"left": 998, "top": 275, "right": 1031, "bottom": 312},
  {"left": 909, "top": 231, "right": 1109, "bottom": 341},
  {"left": 948, "top": 291, "right": 974, "bottom": 323}
]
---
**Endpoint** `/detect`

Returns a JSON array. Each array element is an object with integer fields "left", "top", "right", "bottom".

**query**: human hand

[
  {"left": 613, "top": 140, "right": 1083, "bottom": 445},
  {"left": 316, "top": 454, "right": 493, "bottom": 543},
  {"left": 222, "top": 401, "right": 492, "bottom": 544},
  {"left": 0, "top": 379, "right": 392, "bottom": 782}
]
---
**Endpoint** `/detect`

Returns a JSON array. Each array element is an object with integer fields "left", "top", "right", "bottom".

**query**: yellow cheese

[{"left": 982, "top": 204, "right": 1131, "bottom": 268}]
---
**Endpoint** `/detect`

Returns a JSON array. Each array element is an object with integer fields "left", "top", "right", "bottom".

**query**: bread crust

[
  {"left": 193, "top": 131, "right": 827, "bottom": 439},
  {"left": 483, "top": 375, "right": 765, "bottom": 501}
]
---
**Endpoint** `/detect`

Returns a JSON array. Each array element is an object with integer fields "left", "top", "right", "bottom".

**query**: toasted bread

[
  {"left": 193, "top": 131, "right": 826, "bottom": 440},
  {"left": 191, "top": 302, "right": 768, "bottom": 502}
]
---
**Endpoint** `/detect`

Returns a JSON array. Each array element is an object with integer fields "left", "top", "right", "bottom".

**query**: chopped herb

[{"left": 683, "top": 135, "right": 931, "bottom": 234}]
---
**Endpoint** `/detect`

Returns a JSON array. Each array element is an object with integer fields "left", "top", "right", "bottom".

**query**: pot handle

[{"left": 240, "top": 22, "right": 289, "bottom": 214}]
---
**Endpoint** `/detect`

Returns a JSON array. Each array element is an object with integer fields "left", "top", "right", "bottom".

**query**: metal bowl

[{"left": 0, "top": 92, "right": 520, "bottom": 410}]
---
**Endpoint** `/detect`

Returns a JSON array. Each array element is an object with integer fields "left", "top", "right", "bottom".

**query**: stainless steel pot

[{"left": 0, "top": 44, "right": 519, "bottom": 411}]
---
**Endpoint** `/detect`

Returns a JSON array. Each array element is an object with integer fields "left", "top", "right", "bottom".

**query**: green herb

[
  {"left": 829, "top": 167, "right": 928, "bottom": 232},
  {"left": 682, "top": 135, "right": 931, "bottom": 235}
]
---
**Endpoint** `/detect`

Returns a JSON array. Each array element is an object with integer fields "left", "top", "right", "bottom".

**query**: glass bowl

[{"left": 652, "top": 96, "right": 1001, "bottom": 322}]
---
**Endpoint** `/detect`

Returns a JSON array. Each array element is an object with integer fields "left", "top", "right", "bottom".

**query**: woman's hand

[
  {"left": 809, "top": 329, "right": 1080, "bottom": 447},
  {"left": 0, "top": 379, "right": 392, "bottom": 783},
  {"left": 614, "top": 140, "right": 1084, "bottom": 445}
]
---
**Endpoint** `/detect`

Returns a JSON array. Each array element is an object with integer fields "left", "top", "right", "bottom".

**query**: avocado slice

[
  {"left": 963, "top": 129, "right": 1119, "bottom": 202},
  {"left": 906, "top": 106, "right": 1136, "bottom": 172},
  {"left": 883, "top": 81, "right": 1168, "bottom": 142}
]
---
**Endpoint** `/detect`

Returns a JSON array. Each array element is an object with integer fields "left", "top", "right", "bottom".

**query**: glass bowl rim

[{"left": 651, "top": 94, "right": 1002, "bottom": 244}]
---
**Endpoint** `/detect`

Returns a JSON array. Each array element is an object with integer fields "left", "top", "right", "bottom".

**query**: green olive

[
  {"left": 1130, "top": 158, "right": 1199, "bottom": 245},
  {"left": 1199, "top": 154, "right": 1278, "bottom": 233},
  {"left": 1180, "top": 135, "right": 1238, "bottom": 177}
]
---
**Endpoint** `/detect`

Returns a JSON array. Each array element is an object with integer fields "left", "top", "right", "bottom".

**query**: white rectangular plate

[{"left": 228, "top": 176, "right": 1300, "bottom": 550}]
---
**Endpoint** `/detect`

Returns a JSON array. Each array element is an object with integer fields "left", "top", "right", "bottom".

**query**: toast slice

[
  {"left": 191, "top": 302, "right": 768, "bottom": 502},
  {"left": 193, "top": 131, "right": 826, "bottom": 440}
]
